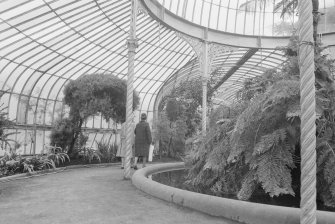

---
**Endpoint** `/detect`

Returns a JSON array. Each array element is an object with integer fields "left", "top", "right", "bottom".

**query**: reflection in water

[
  {"left": 150, "top": 169, "right": 315, "bottom": 210},
  {"left": 152, "top": 169, "right": 188, "bottom": 190}
]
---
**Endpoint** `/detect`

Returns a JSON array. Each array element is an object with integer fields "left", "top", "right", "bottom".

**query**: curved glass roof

[
  {"left": 0, "top": 0, "right": 334, "bottom": 154},
  {"left": 157, "top": 0, "right": 335, "bottom": 36}
]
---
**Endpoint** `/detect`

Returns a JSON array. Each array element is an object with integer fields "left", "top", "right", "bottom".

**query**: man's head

[{"left": 141, "top": 113, "right": 147, "bottom": 121}]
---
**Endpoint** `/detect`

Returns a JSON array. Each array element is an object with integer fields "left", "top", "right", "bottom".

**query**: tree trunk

[{"left": 68, "top": 118, "right": 83, "bottom": 157}]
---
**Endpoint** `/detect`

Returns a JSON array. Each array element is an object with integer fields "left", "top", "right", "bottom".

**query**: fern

[
  {"left": 237, "top": 170, "right": 258, "bottom": 200},
  {"left": 185, "top": 38, "right": 335, "bottom": 208},
  {"left": 229, "top": 97, "right": 263, "bottom": 162},
  {"left": 324, "top": 157, "right": 335, "bottom": 188},
  {"left": 253, "top": 128, "right": 287, "bottom": 155},
  {"left": 251, "top": 150, "right": 295, "bottom": 197},
  {"left": 261, "top": 80, "right": 299, "bottom": 112}
]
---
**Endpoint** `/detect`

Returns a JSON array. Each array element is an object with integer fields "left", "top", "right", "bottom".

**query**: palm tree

[{"left": 239, "top": 0, "right": 320, "bottom": 42}]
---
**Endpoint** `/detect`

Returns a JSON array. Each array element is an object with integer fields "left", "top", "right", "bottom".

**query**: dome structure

[
  {"left": 0, "top": 0, "right": 335, "bottom": 154},
  {"left": 157, "top": 0, "right": 335, "bottom": 36}
]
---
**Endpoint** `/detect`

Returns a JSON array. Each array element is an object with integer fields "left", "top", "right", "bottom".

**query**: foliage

[
  {"left": 50, "top": 118, "right": 74, "bottom": 152},
  {"left": 0, "top": 149, "right": 70, "bottom": 177},
  {"left": 157, "top": 80, "right": 209, "bottom": 158},
  {"left": 63, "top": 73, "right": 139, "bottom": 123},
  {"left": 274, "top": 21, "right": 297, "bottom": 36},
  {"left": 185, "top": 37, "right": 335, "bottom": 209},
  {"left": 208, "top": 104, "right": 232, "bottom": 128},
  {"left": 159, "top": 79, "right": 206, "bottom": 137},
  {"left": 96, "top": 139, "right": 117, "bottom": 163},
  {"left": 41, "top": 145, "right": 70, "bottom": 166},
  {"left": 185, "top": 103, "right": 246, "bottom": 196},
  {"left": 240, "top": 0, "right": 320, "bottom": 42},
  {"left": 62, "top": 73, "right": 139, "bottom": 156},
  {"left": 0, "top": 91, "right": 16, "bottom": 152},
  {"left": 165, "top": 99, "right": 183, "bottom": 122},
  {"left": 156, "top": 113, "right": 187, "bottom": 159},
  {"left": 79, "top": 147, "right": 102, "bottom": 163}
]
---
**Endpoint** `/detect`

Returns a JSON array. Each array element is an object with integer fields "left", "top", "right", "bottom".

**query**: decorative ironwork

[
  {"left": 207, "top": 42, "right": 236, "bottom": 74},
  {"left": 176, "top": 32, "right": 235, "bottom": 136},
  {"left": 176, "top": 32, "right": 235, "bottom": 75}
]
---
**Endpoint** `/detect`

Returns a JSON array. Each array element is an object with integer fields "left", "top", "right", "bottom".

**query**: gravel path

[{"left": 0, "top": 166, "right": 238, "bottom": 224}]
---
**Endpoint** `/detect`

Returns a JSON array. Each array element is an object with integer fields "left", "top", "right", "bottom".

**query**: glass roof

[
  {"left": 0, "top": 0, "right": 334, "bottom": 154},
  {"left": 0, "top": 0, "right": 194, "bottom": 125},
  {"left": 157, "top": 0, "right": 335, "bottom": 36}
]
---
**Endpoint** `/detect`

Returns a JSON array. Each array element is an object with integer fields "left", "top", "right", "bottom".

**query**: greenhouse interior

[{"left": 1, "top": 0, "right": 335, "bottom": 224}]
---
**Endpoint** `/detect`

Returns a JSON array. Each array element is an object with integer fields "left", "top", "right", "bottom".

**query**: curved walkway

[{"left": 0, "top": 165, "right": 238, "bottom": 224}]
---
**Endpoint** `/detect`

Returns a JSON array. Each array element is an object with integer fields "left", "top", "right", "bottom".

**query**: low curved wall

[{"left": 132, "top": 162, "right": 335, "bottom": 224}]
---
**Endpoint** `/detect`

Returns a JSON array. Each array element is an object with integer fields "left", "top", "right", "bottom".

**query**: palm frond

[{"left": 274, "top": 0, "right": 298, "bottom": 18}]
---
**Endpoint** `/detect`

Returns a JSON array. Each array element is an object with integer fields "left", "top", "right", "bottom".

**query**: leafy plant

[
  {"left": 159, "top": 79, "right": 206, "bottom": 138},
  {"left": 239, "top": 0, "right": 320, "bottom": 42},
  {"left": 0, "top": 91, "right": 16, "bottom": 152},
  {"left": 0, "top": 148, "right": 70, "bottom": 177},
  {"left": 63, "top": 73, "right": 140, "bottom": 156},
  {"left": 157, "top": 80, "right": 209, "bottom": 159},
  {"left": 96, "top": 139, "right": 117, "bottom": 163},
  {"left": 80, "top": 147, "right": 102, "bottom": 163},
  {"left": 0, "top": 151, "right": 58, "bottom": 177},
  {"left": 47, "top": 151, "right": 70, "bottom": 166},
  {"left": 50, "top": 118, "right": 74, "bottom": 152},
  {"left": 156, "top": 113, "right": 187, "bottom": 159},
  {"left": 21, "top": 155, "right": 56, "bottom": 173},
  {"left": 185, "top": 37, "right": 335, "bottom": 209}
]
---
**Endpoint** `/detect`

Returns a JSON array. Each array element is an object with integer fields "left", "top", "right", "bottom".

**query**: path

[{"left": 0, "top": 166, "right": 238, "bottom": 224}]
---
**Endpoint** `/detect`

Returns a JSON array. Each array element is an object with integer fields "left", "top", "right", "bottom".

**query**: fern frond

[
  {"left": 249, "top": 143, "right": 295, "bottom": 198},
  {"left": 261, "top": 80, "right": 299, "bottom": 112},
  {"left": 203, "top": 140, "right": 230, "bottom": 171},
  {"left": 229, "top": 97, "right": 263, "bottom": 162},
  {"left": 324, "top": 156, "right": 335, "bottom": 184},
  {"left": 237, "top": 170, "right": 258, "bottom": 200},
  {"left": 330, "top": 181, "right": 335, "bottom": 198},
  {"left": 253, "top": 128, "right": 286, "bottom": 155},
  {"left": 257, "top": 155, "right": 294, "bottom": 197}
]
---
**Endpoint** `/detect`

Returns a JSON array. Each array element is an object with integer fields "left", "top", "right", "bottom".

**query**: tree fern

[
  {"left": 249, "top": 145, "right": 295, "bottom": 197},
  {"left": 238, "top": 170, "right": 258, "bottom": 200},
  {"left": 253, "top": 128, "right": 287, "bottom": 155}
]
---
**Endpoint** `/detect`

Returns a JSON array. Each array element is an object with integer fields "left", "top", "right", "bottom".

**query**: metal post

[
  {"left": 298, "top": 0, "right": 316, "bottom": 223},
  {"left": 201, "top": 40, "right": 208, "bottom": 136},
  {"left": 124, "top": 0, "right": 138, "bottom": 179}
]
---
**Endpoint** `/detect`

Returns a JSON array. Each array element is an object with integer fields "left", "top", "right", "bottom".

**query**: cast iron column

[
  {"left": 298, "top": 0, "right": 316, "bottom": 223},
  {"left": 124, "top": 0, "right": 138, "bottom": 179},
  {"left": 201, "top": 40, "right": 208, "bottom": 136}
]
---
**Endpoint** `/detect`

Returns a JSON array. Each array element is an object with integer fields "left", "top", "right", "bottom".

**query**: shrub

[
  {"left": 50, "top": 118, "right": 74, "bottom": 152},
  {"left": 0, "top": 91, "right": 16, "bottom": 152},
  {"left": 62, "top": 73, "right": 140, "bottom": 155},
  {"left": 156, "top": 113, "right": 187, "bottom": 159},
  {"left": 96, "top": 139, "right": 117, "bottom": 163},
  {"left": 185, "top": 38, "right": 335, "bottom": 209},
  {"left": 0, "top": 149, "right": 70, "bottom": 177},
  {"left": 80, "top": 147, "right": 102, "bottom": 163}
]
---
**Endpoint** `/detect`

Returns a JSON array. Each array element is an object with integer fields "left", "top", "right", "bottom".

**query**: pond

[
  {"left": 151, "top": 169, "right": 335, "bottom": 212},
  {"left": 152, "top": 169, "right": 188, "bottom": 190},
  {"left": 151, "top": 169, "right": 238, "bottom": 200}
]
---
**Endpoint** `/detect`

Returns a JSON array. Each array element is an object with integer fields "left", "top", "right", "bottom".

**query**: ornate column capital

[
  {"left": 127, "top": 39, "right": 139, "bottom": 52},
  {"left": 137, "top": 0, "right": 148, "bottom": 16}
]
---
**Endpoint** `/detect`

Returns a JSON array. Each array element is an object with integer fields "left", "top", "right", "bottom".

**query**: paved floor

[{"left": 0, "top": 166, "right": 238, "bottom": 224}]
